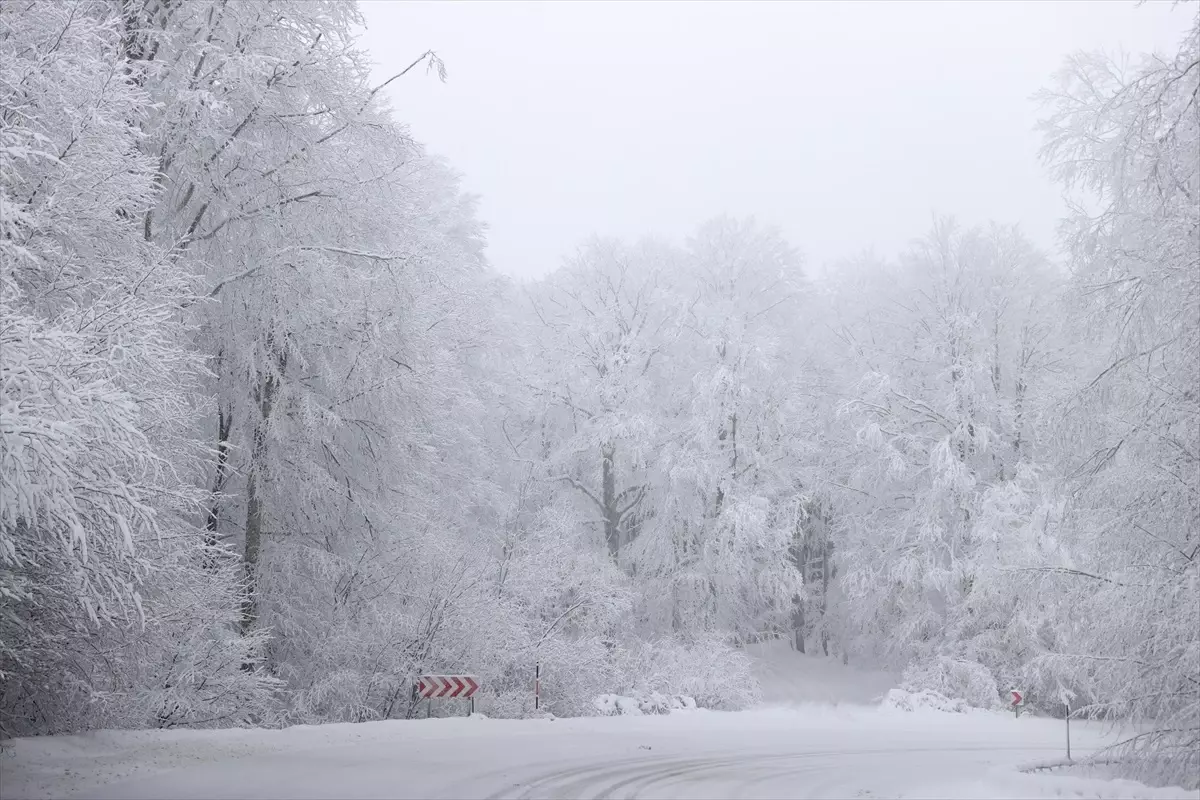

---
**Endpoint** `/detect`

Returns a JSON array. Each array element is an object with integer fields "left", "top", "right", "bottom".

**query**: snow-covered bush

[
  {"left": 593, "top": 692, "right": 698, "bottom": 716},
  {"left": 470, "top": 503, "right": 636, "bottom": 720},
  {"left": 615, "top": 635, "right": 761, "bottom": 711},
  {"left": 901, "top": 656, "right": 1002, "bottom": 711},
  {"left": 594, "top": 694, "right": 644, "bottom": 716},
  {"left": 882, "top": 688, "right": 971, "bottom": 714},
  {"left": 496, "top": 636, "right": 621, "bottom": 719},
  {"left": 636, "top": 692, "right": 698, "bottom": 715}
]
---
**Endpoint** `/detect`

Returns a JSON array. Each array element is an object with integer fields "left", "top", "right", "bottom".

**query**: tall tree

[
  {"left": 631, "top": 217, "right": 809, "bottom": 642},
  {"left": 1, "top": 0, "right": 273, "bottom": 734},
  {"left": 524, "top": 238, "right": 682, "bottom": 563},
  {"left": 1038, "top": 18, "right": 1199, "bottom": 786},
  {"left": 829, "top": 220, "right": 1071, "bottom": 703}
]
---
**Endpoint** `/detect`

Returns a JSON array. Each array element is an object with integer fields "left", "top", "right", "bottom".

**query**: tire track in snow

[{"left": 482, "top": 745, "right": 1067, "bottom": 799}]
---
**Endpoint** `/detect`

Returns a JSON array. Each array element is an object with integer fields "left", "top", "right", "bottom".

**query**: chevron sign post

[
  {"left": 1010, "top": 689, "right": 1026, "bottom": 718},
  {"left": 417, "top": 675, "right": 479, "bottom": 699},
  {"left": 414, "top": 675, "right": 480, "bottom": 717}
]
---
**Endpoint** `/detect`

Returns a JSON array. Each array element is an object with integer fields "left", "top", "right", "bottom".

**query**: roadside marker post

[
  {"left": 1010, "top": 689, "right": 1026, "bottom": 718},
  {"left": 1059, "top": 686, "right": 1076, "bottom": 761},
  {"left": 1066, "top": 697, "right": 1071, "bottom": 760}
]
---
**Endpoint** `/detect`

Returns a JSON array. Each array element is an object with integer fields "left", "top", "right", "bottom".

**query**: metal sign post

[
  {"left": 1010, "top": 689, "right": 1025, "bottom": 718},
  {"left": 534, "top": 662, "right": 541, "bottom": 712},
  {"left": 1058, "top": 685, "right": 1076, "bottom": 761},
  {"left": 1066, "top": 699, "right": 1071, "bottom": 760}
]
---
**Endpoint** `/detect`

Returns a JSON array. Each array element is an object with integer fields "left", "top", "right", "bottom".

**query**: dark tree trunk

[
  {"left": 793, "top": 598, "right": 806, "bottom": 654},
  {"left": 241, "top": 336, "right": 286, "bottom": 636},
  {"left": 203, "top": 401, "right": 232, "bottom": 572},
  {"left": 601, "top": 441, "right": 618, "bottom": 561}
]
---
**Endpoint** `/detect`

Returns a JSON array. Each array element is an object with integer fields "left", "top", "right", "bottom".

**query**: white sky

[{"left": 358, "top": 0, "right": 1195, "bottom": 279}]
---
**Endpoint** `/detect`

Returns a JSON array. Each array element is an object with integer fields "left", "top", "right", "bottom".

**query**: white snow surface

[
  {"left": 2, "top": 649, "right": 1191, "bottom": 800},
  {"left": 745, "top": 640, "right": 898, "bottom": 707},
  {"left": 5, "top": 705, "right": 1193, "bottom": 799}
]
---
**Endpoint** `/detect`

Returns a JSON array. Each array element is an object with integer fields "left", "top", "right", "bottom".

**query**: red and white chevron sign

[{"left": 416, "top": 675, "right": 479, "bottom": 699}]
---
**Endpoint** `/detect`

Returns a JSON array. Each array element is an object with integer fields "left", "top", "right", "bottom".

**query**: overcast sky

[{"left": 358, "top": 0, "right": 1194, "bottom": 279}]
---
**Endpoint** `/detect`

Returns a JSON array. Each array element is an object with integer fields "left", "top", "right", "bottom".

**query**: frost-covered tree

[
  {"left": 104, "top": 0, "right": 517, "bottom": 725},
  {"left": 522, "top": 238, "right": 683, "bottom": 563},
  {"left": 0, "top": 0, "right": 274, "bottom": 735},
  {"left": 629, "top": 217, "right": 808, "bottom": 644},
  {"left": 507, "top": 220, "right": 809, "bottom": 707},
  {"left": 114, "top": 0, "right": 438, "bottom": 631},
  {"left": 1036, "top": 18, "right": 1199, "bottom": 786},
  {"left": 828, "top": 220, "right": 1072, "bottom": 701}
]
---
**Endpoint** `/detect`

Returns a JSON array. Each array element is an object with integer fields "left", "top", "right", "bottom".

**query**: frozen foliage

[
  {"left": 829, "top": 222, "right": 1069, "bottom": 682},
  {"left": 1033, "top": 15, "right": 1200, "bottom": 788},
  {"left": 1, "top": 0, "right": 275, "bottom": 736}
]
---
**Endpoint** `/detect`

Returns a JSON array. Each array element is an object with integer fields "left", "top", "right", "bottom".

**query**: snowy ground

[
  {"left": 2, "top": 649, "right": 1192, "bottom": 800},
  {"left": 745, "top": 639, "right": 898, "bottom": 707}
]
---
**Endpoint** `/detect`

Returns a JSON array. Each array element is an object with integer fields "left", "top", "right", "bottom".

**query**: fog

[{"left": 359, "top": 0, "right": 1192, "bottom": 278}]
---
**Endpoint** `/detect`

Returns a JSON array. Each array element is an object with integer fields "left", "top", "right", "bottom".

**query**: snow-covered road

[
  {"left": 6, "top": 705, "right": 1189, "bottom": 800},
  {"left": 466, "top": 741, "right": 1053, "bottom": 799}
]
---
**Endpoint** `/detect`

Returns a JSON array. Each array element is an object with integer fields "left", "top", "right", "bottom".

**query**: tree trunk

[
  {"left": 241, "top": 431, "right": 266, "bottom": 634},
  {"left": 820, "top": 537, "right": 831, "bottom": 656},
  {"left": 1013, "top": 328, "right": 1031, "bottom": 464},
  {"left": 793, "top": 597, "right": 806, "bottom": 653},
  {"left": 993, "top": 312, "right": 1005, "bottom": 481},
  {"left": 601, "top": 441, "right": 619, "bottom": 561},
  {"left": 203, "top": 401, "right": 232, "bottom": 572},
  {"left": 241, "top": 338, "right": 286, "bottom": 635}
]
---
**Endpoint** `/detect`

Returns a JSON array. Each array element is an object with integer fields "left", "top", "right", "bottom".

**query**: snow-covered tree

[
  {"left": 630, "top": 217, "right": 809, "bottom": 644},
  {"left": 1036, "top": 18, "right": 1199, "bottom": 786},
  {"left": 522, "top": 237, "right": 684, "bottom": 563},
  {"left": 828, "top": 220, "right": 1072, "bottom": 697},
  {"left": 101, "top": 0, "right": 517, "bottom": 725},
  {"left": 1, "top": 0, "right": 274, "bottom": 735}
]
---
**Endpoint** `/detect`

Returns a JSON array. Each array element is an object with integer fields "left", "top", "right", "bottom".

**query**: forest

[{"left": 1, "top": 0, "right": 1196, "bottom": 791}]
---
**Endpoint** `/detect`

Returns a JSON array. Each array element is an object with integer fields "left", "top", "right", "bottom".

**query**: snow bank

[
  {"left": 592, "top": 692, "right": 697, "bottom": 716},
  {"left": 882, "top": 687, "right": 975, "bottom": 713}
]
